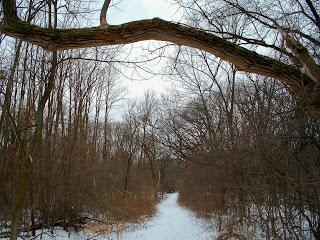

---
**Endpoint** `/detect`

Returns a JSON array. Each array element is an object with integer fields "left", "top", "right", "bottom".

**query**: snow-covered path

[
  {"left": 118, "top": 193, "right": 215, "bottom": 240},
  {"left": 4, "top": 193, "right": 215, "bottom": 240}
]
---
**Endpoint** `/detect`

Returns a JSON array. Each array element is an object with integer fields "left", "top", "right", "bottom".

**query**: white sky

[
  {"left": 100, "top": 0, "right": 183, "bottom": 99},
  {"left": 108, "top": 0, "right": 181, "bottom": 24}
]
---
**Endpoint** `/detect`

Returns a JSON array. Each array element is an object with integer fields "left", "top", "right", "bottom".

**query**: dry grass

[
  {"left": 84, "top": 222, "right": 128, "bottom": 234},
  {"left": 217, "top": 232, "right": 247, "bottom": 240},
  {"left": 104, "top": 194, "right": 158, "bottom": 221},
  {"left": 82, "top": 194, "right": 159, "bottom": 235}
]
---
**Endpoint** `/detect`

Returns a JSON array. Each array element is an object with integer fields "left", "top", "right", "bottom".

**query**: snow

[
  {"left": 2, "top": 193, "right": 216, "bottom": 240},
  {"left": 118, "top": 193, "right": 216, "bottom": 240}
]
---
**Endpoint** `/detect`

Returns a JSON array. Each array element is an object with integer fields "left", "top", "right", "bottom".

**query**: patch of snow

[{"left": 1, "top": 193, "right": 216, "bottom": 240}]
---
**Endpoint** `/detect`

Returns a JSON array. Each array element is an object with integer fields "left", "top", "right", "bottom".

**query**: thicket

[
  {"left": 167, "top": 1, "right": 320, "bottom": 239},
  {"left": 166, "top": 51, "right": 320, "bottom": 239}
]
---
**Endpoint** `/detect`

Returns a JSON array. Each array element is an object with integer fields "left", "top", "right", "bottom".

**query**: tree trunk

[{"left": 10, "top": 51, "right": 57, "bottom": 240}]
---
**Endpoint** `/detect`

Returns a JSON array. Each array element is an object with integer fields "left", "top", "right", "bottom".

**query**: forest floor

[{"left": 4, "top": 193, "right": 216, "bottom": 240}]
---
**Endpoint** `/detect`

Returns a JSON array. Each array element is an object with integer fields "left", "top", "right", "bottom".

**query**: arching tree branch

[{"left": 0, "top": 0, "right": 319, "bottom": 117}]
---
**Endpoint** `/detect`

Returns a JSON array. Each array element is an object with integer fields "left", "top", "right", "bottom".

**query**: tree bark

[
  {"left": 100, "top": 0, "right": 111, "bottom": 27},
  {"left": 2, "top": 0, "right": 19, "bottom": 21}
]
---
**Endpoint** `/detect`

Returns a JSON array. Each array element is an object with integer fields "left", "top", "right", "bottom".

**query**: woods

[
  {"left": 174, "top": 52, "right": 320, "bottom": 239},
  {"left": 1, "top": 0, "right": 320, "bottom": 239},
  {"left": 0, "top": 41, "right": 174, "bottom": 238}
]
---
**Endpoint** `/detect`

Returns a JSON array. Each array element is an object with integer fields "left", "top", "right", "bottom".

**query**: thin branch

[
  {"left": 304, "top": 0, "right": 320, "bottom": 31},
  {"left": 100, "top": 0, "right": 111, "bottom": 28}
]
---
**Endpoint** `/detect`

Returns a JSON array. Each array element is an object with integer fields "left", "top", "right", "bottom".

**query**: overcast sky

[
  {"left": 92, "top": 0, "right": 184, "bottom": 120},
  {"left": 108, "top": 0, "right": 181, "bottom": 24},
  {"left": 99, "top": 0, "right": 182, "bottom": 99}
]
